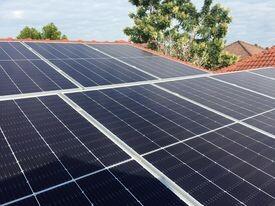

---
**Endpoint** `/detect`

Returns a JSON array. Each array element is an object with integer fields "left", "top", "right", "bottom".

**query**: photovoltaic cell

[
  {"left": 91, "top": 44, "right": 206, "bottom": 78},
  {"left": 158, "top": 77, "right": 275, "bottom": 120},
  {"left": 27, "top": 43, "right": 156, "bottom": 87},
  {"left": 250, "top": 68, "right": 275, "bottom": 79},
  {"left": 0, "top": 129, "right": 32, "bottom": 204},
  {"left": 67, "top": 85, "right": 232, "bottom": 154},
  {"left": 145, "top": 124, "right": 275, "bottom": 205},
  {"left": 78, "top": 161, "right": 186, "bottom": 206},
  {"left": 91, "top": 44, "right": 155, "bottom": 58},
  {"left": 0, "top": 42, "right": 76, "bottom": 95},
  {"left": 245, "top": 110, "right": 275, "bottom": 135},
  {"left": 213, "top": 72, "right": 275, "bottom": 98}
]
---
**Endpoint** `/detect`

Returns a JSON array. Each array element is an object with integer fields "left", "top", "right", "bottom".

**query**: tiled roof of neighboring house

[
  {"left": 225, "top": 41, "right": 265, "bottom": 59},
  {"left": 220, "top": 46, "right": 275, "bottom": 72}
]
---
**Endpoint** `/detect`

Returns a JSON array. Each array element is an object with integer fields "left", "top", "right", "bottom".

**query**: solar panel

[
  {"left": 145, "top": 124, "right": 275, "bottom": 206},
  {"left": 26, "top": 43, "right": 156, "bottom": 87},
  {"left": 158, "top": 77, "right": 275, "bottom": 120},
  {"left": 250, "top": 68, "right": 275, "bottom": 79},
  {"left": 67, "top": 85, "right": 232, "bottom": 154},
  {"left": 245, "top": 110, "right": 275, "bottom": 135},
  {"left": 0, "top": 95, "right": 185, "bottom": 206},
  {"left": 91, "top": 44, "right": 207, "bottom": 78},
  {"left": 0, "top": 42, "right": 77, "bottom": 96},
  {"left": 91, "top": 44, "right": 155, "bottom": 58},
  {"left": 1, "top": 40, "right": 275, "bottom": 206},
  {"left": 213, "top": 72, "right": 275, "bottom": 98}
]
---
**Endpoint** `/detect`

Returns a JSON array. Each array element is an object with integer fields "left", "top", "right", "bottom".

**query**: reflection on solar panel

[
  {"left": 1, "top": 41, "right": 275, "bottom": 206},
  {"left": 213, "top": 72, "right": 275, "bottom": 98},
  {"left": 92, "top": 44, "right": 155, "bottom": 58},
  {"left": 245, "top": 110, "right": 275, "bottom": 135},
  {"left": 145, "top": 124, "right": 275, "bottom": 206},
  {"left": 91, "top": 44, "right": 206, "bottom": 78},
  {"left": 0, "top": 42, "right": 76, "bottom": 96},
  {"left": 27, "top": 43, "right": 156, "bottom": 87},
  {"left": 67, "top": 85, "right": 232, "bottom": 154},
  {"left": 250, "top": 68, "right": 275, "bottom": 79},
  {"left": 0, "top": 96, "right": 184, "bottom": 206},
  {"left": 158, "top": 77, "right": 275, "bottom": 120}
]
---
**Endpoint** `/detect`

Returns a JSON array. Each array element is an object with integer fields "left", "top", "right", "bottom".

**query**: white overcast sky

[{"left": 0, "top": 0, "right": 274, "bottom": 47}]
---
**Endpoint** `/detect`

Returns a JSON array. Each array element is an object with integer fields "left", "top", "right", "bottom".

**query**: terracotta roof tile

[{"left": 220, "top": 46, "right": 275, "bottom": 72}]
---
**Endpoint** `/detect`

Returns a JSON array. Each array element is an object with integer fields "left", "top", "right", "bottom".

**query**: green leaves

[
  {"left": 125, "top": 0, "right": 237, "bottom": 69},
  {"left": 17, "top": 27, "right": 41, "bottom": 40},
  {"left": 17, "top": 23, "right": 67, "bottom": 40}
]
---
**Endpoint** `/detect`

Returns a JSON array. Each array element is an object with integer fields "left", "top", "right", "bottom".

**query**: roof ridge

[{"left": 238, "top": 41, "right": 252, "bottom": 56}]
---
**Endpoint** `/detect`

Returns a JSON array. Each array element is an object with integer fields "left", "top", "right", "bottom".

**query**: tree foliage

[
  {"left": 17, "top": 23, "right": 68, "bottom": 40},
  {"left": 124, "top": 0, "right": 238, "bottom": 69},
  {"left": 17, "top": 27, "right": 41, "bottom": 40}
]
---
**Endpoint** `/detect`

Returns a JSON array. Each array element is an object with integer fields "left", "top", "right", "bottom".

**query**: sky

[{"left": 0, "top": 0, "right": 274, "bottom": 47}]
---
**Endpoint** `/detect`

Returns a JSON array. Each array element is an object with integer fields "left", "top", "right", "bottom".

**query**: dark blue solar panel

[
  {"left": 0, "top": 42, "right": 39, "bottom": 60},
  {"left": 67, "top": 85, "right": 232, "bottom": 154},
  {"left": 0, "top": 42, "right": 77, "bottom": 95},
  {"left": 145, "top": 124, "right": 275, "bottom": 205},
  {"left": 27, "top": 42, "right": 156, "bottom": 87},
  {"left": 39, "top": 95, "right": 130, "bottom": 166},
  {"left": 8, "top": 197, "right": 39, "bottom": 206},
  {"left": 158, "top": 77, "right": 275, "bottom": 120},
  {"left": 91, "top": 44, "right": 206, "bottom": 78},
  {"left": 245, "top": 110, "right": 275, "bottom": 135},
  {"left": 91, "top": 44, "right": 155, "bottom": 58},
  {"left": 37, "top": 183, "right": 91, "bottom": 206},
  {"left": 213, "top": 72, "right": 275, "bottom": 98},
  {"left": 16, "top": 98, "right": 105, "bottom": 178},
  {"left": 0, "top": 129, "right": 32, "bottom": 204},
  {"left": 0, "top": 100, "right": 71, "bottom": 192}
]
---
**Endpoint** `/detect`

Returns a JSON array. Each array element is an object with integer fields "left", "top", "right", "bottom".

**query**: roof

[
  {"left": 220, "top": 46, "right": 275, "bottom": 72},
  {"left": 225, "top": 40, "right": 265, "bottom": 59}
]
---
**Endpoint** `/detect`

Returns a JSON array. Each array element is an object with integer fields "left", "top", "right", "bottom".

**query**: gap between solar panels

[
  {"left": 0, "top": 72, "right": 211, "bottom": 102},
  {"left": 20, "top": 42, "right": 85, "bottom": 89},
  {"left": 58, "top": 93, "right": 203, "bottom": 206},
  {"left": 153, "top": 84, "right": 275, "bottom": 141},
  {"left": 84, "top": 44, "right": 161, "bottom": 80}
]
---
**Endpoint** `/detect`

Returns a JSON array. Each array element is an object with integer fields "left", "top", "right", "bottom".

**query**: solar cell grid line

[
  {"left": 61, "top": 94, "right": 202, "bottom": 206},
  {"left": 39, "top": 95, "right": 130, "bottom": 166},
  {"left": 0, "top": 48, "right": 43, "bottom": 93},
  {"left": 245, "top": 110, "right": 275, "bottom": 135},
  {"left": 0, "top": 42, "right": 40, "bottom": 60},
  {"left": 91, "top": 44, "right": 155, "bottom": 58},
  {"left": 12, "top": 100, "right": 94, "bottom": 205},
  {"left": 212, "top": 72, "right": 275, "bottom": 99},
  {"left": 0, "top": 127, "right": 37, "bottom": 205},
  {"left": 67, "top": 85, "right": 232, "bottom": 154},
  {"left": 0, "top": 64, "right": 22, "bottom": 95},
  {"left": 50, "top": 43, "right": 156, "bottom": 83},
  {"left": 189, "top": 128, "right": 275, "bottom": 202},
  {"left": 27, "top": 42, "right": 156, "bottom": 87},
  {"left": 9, "top": 43, "right": 65, "bottom": 90},
  {"left": 7, "top": 197, "right": 39, "bottom": 206},
  {"left": 144, "top": 143, "right": 245, "bottom": 205},
  {"left": 145, "top": 125, "right": 275, "bottom": 205},
  {"left": 0, "top": 100, "right": 72, "bottom": 192},
  {"left": 112, "top": 55, "right": 206, "bottom": 79},
  {"left": 249, "top": 68, "right": 275, "bottom": 79},
  {"left": 15, "top": 97, "right": 148, "bottom": 205},
  {"left": 157, "top": 77, "right": 275, "bottom": 120},
  {"left": 79, "top": 160, "right": 187, "bottom": 206}
]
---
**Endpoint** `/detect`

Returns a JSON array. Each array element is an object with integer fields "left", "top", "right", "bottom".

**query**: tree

[
  {"left": 41, "top": 23, "right": 62, "bottom": 40},
  {"left": 124, "top": 0, "right": 238, "bottom": 69},
  {"left": 17, "top": 26, "right": 42, "bottom": 40}
]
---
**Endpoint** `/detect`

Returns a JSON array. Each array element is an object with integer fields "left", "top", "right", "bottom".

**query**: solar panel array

[{"left": 0, "top": 41, "right": 275, "bottom": 206}]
